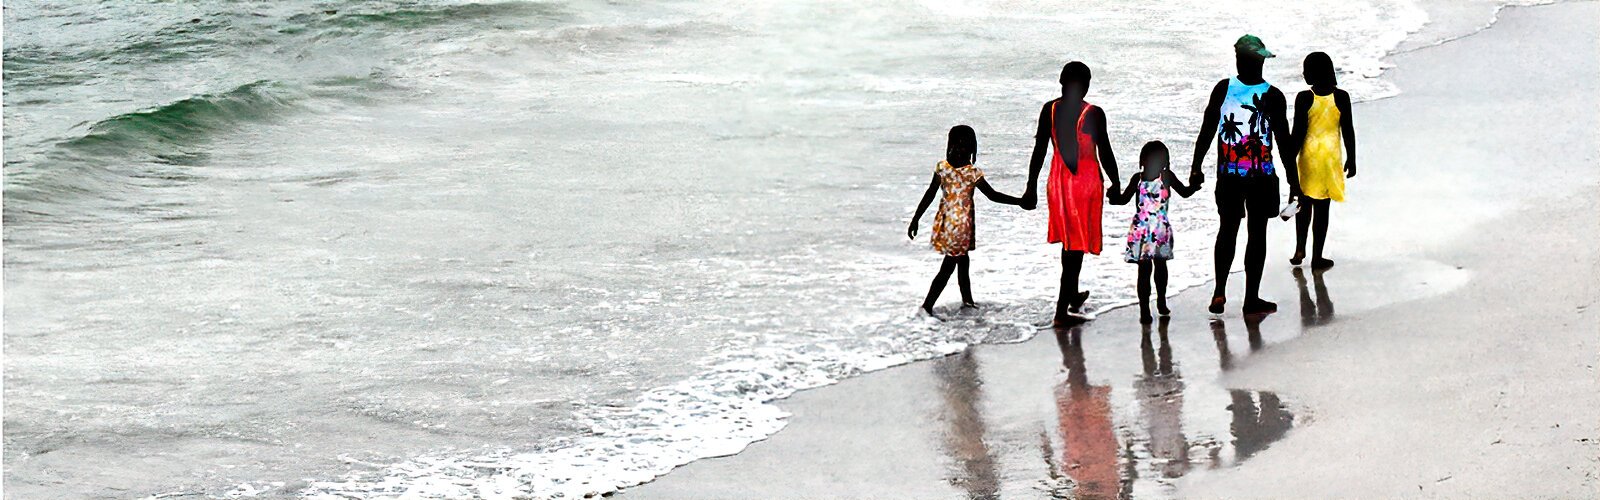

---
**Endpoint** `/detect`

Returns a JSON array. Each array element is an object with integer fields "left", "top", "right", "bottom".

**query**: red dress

[{"left": 1046, "top": 101, "right": 1104, "bottom": 254}]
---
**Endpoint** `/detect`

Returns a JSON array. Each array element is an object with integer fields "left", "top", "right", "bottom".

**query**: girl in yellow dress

[
  {"left": 1290, "top": 52, "right": 1357, "bottom": 270},
  {"left": 908, "top": 125, "right": 1025, "bottom": 317}
]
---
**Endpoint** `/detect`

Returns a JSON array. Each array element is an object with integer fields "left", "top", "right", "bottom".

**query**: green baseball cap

[{"left": 1234, "top": 34, "right": 1275, "bottom": 59}]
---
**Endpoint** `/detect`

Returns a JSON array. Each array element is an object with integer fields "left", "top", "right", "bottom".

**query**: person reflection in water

[
  {"left": 934, "top": 349, "right": 1000, "bottom": 500},
  {"left": 1210, "top": 316, "right": 1266, "bottom": 371},
  {"left": 1137, "top": 319, "right": 1190, "bottom": 479},
  {"left": 1229, "top": 389, "right": 1294, "bottom": 461},
  {"left": 1052, "top": 328, "right": 1121, "bottom": 499},
  {"left": 1208, "top": 318, "right": 1295, "bottom": 464},
  {"left": 1294, "top": 267, "right": 1336, "bottom": 327}
]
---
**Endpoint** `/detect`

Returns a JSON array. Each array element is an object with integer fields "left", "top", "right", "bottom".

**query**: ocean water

[{"left": 2, "top": 0, "right": 1463, "bottom": 497}]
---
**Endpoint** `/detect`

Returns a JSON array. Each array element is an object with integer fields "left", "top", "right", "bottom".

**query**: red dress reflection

[{"left": 1055, "top": 331, "right": 1120, "bottom": 499}]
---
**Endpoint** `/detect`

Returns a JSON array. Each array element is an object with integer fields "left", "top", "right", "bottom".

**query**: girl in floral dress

[
  {"left": 908, "top": 125, "right": 1025, "bottom": 318},
  {"left": 1109, "top": 141, "right": 1200, "bottom": 323}
]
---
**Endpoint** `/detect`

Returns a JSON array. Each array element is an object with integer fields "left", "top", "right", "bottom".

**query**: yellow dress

[{"left": 1297, "top": 93, "right": 1345, "bottom": 201}]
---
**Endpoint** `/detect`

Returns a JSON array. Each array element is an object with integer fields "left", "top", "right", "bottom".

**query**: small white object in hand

[{"left": 1278, "top": 196, "right": 1300, "bottom": 220}]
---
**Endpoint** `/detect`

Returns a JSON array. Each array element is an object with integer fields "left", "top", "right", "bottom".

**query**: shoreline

[{"left": 622, "top": 2, "right": 1600, "bottom": 498}]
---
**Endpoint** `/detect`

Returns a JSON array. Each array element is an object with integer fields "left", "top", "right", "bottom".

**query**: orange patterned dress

[{"left": 931, "top": 160, "right": 984, "bottom": 256}]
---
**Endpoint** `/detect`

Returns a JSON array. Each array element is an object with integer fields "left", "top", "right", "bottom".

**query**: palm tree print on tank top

[{"left": 1218, "top": 77, "right": 1274, "bottom": 177}]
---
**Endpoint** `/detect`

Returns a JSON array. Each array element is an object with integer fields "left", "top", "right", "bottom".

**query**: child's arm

[
  {"left": 1267, "top": 87, "right": 1301, "bottom": 199},
  {"left": 1337, "top": 89, "right": 1357, "bottom": 178},
  {"left": 908, "top": 173, "right": 940, "bottom": 239},
  {"left": 975, "top": 178, "right": 1023, "bottom": 206},
  {"left": 1291, "top": 91, "right": 1312, "bottom": 155},
  {"left": 1165, "top": 169, "right": 1201, "bottom": 198},
  {"left": 1107, "top": 174, "right": 1139, "bottom": 205}
]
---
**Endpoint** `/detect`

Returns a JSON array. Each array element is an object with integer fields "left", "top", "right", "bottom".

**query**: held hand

[
  {"left": 907, "top": 221, "right": 919, "bottom": 240},
  {"left": 1020, "top": 190, "right": 1037, "bottom": 211},
  {"left": 1189, "top": 171, "right": 1204, "bottom": 187},
  {"left": 1345, "top": 159, "right": 1357, "bottom": 178}
]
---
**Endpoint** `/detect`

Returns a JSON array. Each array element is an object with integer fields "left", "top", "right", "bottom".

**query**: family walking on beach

[{"left": 910, "top": 35, "right": 1359, "bottom": 325}]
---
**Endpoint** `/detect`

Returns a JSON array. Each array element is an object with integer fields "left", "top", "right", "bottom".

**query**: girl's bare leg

[{"left": 922, "top": 256, "right": 959, "bottom": 315}]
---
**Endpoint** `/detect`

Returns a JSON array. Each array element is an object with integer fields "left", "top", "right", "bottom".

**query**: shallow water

[{"left": 3, "top": 0, "right": 1487, "bottom": 497}]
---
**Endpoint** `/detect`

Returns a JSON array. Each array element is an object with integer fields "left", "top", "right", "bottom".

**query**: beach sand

[{"left": 623, "top": 2, "right": 1599, "bottom": 498}]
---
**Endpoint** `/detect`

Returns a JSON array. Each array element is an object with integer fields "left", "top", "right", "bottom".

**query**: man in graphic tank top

[{"left": 1188, "top": 35, "right": 1302, "bottom": 315}]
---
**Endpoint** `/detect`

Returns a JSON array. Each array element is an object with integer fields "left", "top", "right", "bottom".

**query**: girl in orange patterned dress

[{"left": 909, "top": 125, "right": 1025, "bottom": 317}]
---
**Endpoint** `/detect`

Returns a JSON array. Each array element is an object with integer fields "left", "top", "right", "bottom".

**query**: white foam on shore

[{"left": 299, "top": 253, "right": 1042, "bottom": 499}]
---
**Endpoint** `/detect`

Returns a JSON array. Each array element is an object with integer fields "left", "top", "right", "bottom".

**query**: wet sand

[{"left": 624, "top": 2, "right": 1599, "bottom": 498}]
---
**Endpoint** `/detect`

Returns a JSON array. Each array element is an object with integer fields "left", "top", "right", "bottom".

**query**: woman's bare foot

[
  {"left": 1289, "top": 249, "right": 1305, "bottom": 266},
  {"left": 1157, "top": 298, "right": 1171, "bottom": 317},
  {"left": 1208, "top": 295, "right": 1226, "bottom": 314},
  {"left": 1051, "top": 313, "right": 1088, "bottom": 327},
  {"left": 1312, "top": 257, "right": 1335, "bottom": 270},
  {"left": 1069, "top": 291, "right": 1091, "bottom": 313},
  {"left": 961, "top": 301, "right": 979, "bottom": 309}
]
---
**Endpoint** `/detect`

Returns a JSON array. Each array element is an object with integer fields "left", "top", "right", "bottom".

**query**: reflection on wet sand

[
  {"left": 1136, "top": 321, "right": 1189, "bottom": 480},
  {"left": 1212, "top": 316, "right": 1267, "bottom": 370},
  {"left": 1295, "top": 267, "right": 1336, "bottom": 327},
  {"left": 1044, "top": 319, "right": 1297, "bottom": 499},
  {"left": 1228, "top": 389, "right": 1293, "bottom": 461},
  {"left": 934, "top": 349, "right": 1001, "bottom": 500},
  {"left": 1050, "top": 327, "right": 1123, "bottom": 499}
]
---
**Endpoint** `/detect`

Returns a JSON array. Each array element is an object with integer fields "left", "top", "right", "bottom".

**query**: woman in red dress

[{"left": 1023, "top": 62, "right": 1123, "bottom": 324}]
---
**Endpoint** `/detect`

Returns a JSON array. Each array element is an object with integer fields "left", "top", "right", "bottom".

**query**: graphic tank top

[{"left": 1217, "top": 77, "right": 1275, "bottom": 177}]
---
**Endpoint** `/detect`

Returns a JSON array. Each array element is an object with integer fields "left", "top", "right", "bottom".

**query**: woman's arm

[
  {"left": 1337, "top": 90, "right": 1357, "bottom": 178},
  {"left": 1022, "top": 103, "right": 1052, "bottom": 210},
  {"left": 1165, "top": 169, "right": 1201, "bottom": 198},
  {"left": 909, "top": 173, "right": 939, "bottom": 239},
  {"left": 1091, "top": 107, "right": 1121, "bottom": 195},
  {"left": 975, "top": 178, "right": 1022, "bottom": 206},
  {"left": 1107, "top": 174, "right": 1139, "bottom": 205}
]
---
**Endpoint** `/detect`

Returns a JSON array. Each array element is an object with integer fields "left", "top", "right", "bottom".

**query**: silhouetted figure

[
  {"left": 1109, "top": 142, "right": 1202, "bottom": 323},
  {"left": 1190, "top": 35, "right": 1300, "bottom": 316},
  {"left": 910, "top": 125, "right": 1025, "bottom": 318},
  {"left": 1290, "top": 51, "right": 1358, "bottom": 270},
  {"left": 1293, "top": 267, "right": 1336, "bottom": 327},
  {"left": 1052, "top": 328, "right": 1121, "bottom": 499},
  {"left": 934, "top": 350, "right": 1000, "bottom": 500},
  {"left": 1022, "top": 62, "right": 1121, "bottom": 325}
]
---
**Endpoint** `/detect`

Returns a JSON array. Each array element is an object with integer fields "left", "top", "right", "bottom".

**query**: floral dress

[
  {"left": 1123, "top": 176, "right": 1174, "bottom": 262},
  {"left": 931, "top": 160, "right": 984, "bottom": 256}
]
